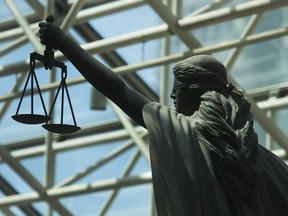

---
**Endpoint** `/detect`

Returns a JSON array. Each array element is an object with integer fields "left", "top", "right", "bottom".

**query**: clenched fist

[{"left": 38, "top": 21, "right": 66, "bottom": 50}]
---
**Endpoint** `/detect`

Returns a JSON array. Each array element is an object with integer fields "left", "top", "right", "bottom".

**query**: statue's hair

[
  {"left": 195, "top": 89, "right": 261, "bottom": 200},
  {"left": 173, "top": 55, "right": 228, "bottom": 91}
]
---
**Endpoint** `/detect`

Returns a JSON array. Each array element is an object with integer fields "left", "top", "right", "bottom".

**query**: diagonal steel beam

[
  {"left": 60, "top": 0, "right": 85, "bottom": 32},
  {"left": 0, "top": 207, "right": 15, "bottom": 216},
  {"left": 54, "top": 131, "right": 147, "bottom": 187},
  {"left": 145, "top": 0, "right": 201, "bottom": 49},
  {"left": 0, "top": 0, "right": 45, "bottom": 124},
  {"left": 0, "top": 144, "right": 73, "bottom": 215},
  {"left": 109, "top": 101, "right": 150, "bottom": 162},
  {"left": 0, "top": 175, "right": 41, "bottom": 216},
  {"left": 0, "top": 0, "right": 42, "bottom": 119},
  {"left": 0, "top": 35, "right": 29, "bottom": 57},
  {"left": 0, "top": 1, "right": 43, "bottom": 124},
  {"left": 188, "top": 0, "right": 230, "bottom": 16},
  {"left": 4, "top": 0, "right": 42, "bottom": 52},
  {"left": 224, "top": 14, "right": 264, "bottom": 70},
  {"left": 97, "top": 148, "right": 142, "bottom": 215},
  {"left": 0, "top": 72, "right": 28, "bottom": 122}
]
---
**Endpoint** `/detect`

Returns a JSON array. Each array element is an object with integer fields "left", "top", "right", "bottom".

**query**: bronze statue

[{"left": 39, "top": 20, "right": 288, "bottom": 216}]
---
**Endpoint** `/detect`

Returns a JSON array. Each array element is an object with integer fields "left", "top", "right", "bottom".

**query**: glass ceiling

[{"left": 0, "top": 0, "right": 287, "bottom": 215}]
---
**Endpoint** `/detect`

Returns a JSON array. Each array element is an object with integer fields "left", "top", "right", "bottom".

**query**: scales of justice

[{"left": 12, "top": 16, "right": 81, "bottom": 134}]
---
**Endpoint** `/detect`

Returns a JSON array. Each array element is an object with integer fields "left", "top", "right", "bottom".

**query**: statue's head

[{"left": 171, "top": 55, "right": 228, "bottom": 115}]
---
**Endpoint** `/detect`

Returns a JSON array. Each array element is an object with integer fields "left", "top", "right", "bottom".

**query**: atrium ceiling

[{"left": 0, "top": 0, "right": 287, "bottom": 215}]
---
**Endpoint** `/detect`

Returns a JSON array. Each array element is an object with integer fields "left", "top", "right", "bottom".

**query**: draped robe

[{"left": 143, "top": 99, "right": 288, "bottom": 216}]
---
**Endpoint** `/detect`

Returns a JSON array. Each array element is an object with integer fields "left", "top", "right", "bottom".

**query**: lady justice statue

[{"left": 39, "top": 18, "right": 288, "bottom": 216}]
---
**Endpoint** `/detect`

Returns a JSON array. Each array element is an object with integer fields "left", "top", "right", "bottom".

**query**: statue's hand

[{"left": 38, "top": 22, "right": 65, "bottom": 50}]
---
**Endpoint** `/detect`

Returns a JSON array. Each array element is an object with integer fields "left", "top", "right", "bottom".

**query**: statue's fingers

[
  {"left": 40, "top": 38, "right": 47, "bottom": 45},
  {"left": 38, "top": 22, "right": 47, "bottom": 28},
  {"left": 39, "top": 28, "right": 45, "bottom": 34}
]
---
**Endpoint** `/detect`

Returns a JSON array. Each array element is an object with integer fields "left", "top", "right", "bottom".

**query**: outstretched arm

[{"left": 39, "top": 22, "right": 149, "bottom": 127}]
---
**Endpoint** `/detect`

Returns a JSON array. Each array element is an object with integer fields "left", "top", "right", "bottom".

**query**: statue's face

[{"left": 170, "top": 87, "right": 200, "bottom": 116}]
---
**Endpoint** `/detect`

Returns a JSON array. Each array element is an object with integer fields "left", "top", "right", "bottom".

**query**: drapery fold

[{"left": 143, "top": 101, "right": 288, "bottom": 216}]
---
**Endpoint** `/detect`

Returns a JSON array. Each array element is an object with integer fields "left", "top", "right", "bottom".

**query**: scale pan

[
  {"left": 42, "top": 124, "right": 81, "bottom": 134},
  {"left": 12, "top": 114, "right": 51, "bottom": 124}
]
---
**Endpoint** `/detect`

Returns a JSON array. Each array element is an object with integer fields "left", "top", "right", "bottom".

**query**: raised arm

[{"left": 39, "top": 22, "right": 149, "bottom": 127}]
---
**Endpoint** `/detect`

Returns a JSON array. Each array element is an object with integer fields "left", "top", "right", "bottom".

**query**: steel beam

[
  {"left": 159, "top": 34, "right": 171, "bottom": 106},
  {"left": 0, "top": 172, "right": 152, "bottom": 207},
  {"left": 60, "top": 0, "right": 85, "bottom": 32},
  {"left": 44, "top": 0, "right": 55, "bottom": 19},
  {"left": 188, "top": 0, "right": 230, "bottom": 16},
  {"left": 44, "top": 69, "right": 56, "bottom": 216},
  {"left": 51, "top": 171, "right": 150, "bottom": 198},
  {"left": 0, "top": 175, "right": 41, "bottom": 216},
  {"left": 1, "top": 120, "right": 127, "bottom": 151},
  {"left": 145, "top": 0, "right": 201, "bottom": 48},
  {"left": 0, "top": 144, "right": 73, "bottom": 215},
  {"left": 0, "top": 12, "right": 37, "bottom": 32},
  {"left": 257, "top": 96, "right": 288, "bottom": 110},
  {"left": 179, "top": 0, "right": 288, "bottom": 30},
  {"left": 0, "top": 127, "right": 146, "bottom": 162},
  {"left": 1, "top": 0, "right": 287, "bottom": 215},
  {"left": 4, "top": 0, "right": 42, "bottom": 52},
  {"left": 1, "top": 23, "right": 287, "bottom": 79},
  {"left": 97, "top": 148, "right": 142, "bottom": 215},
  {"left": 54, "top": 131, "right": 147, "bottom": 187},
  {"left": 109, "top": 101, "right": 150, "bottom": 162},
  {"left": 0, "top": 35, "right": 29, "bottom": 57},
  {"left": 1, "top": 0, "right": 286, "bottom": 44},
  {"left": 247, "top": 82, "right": 288, "bottom": 100},
  {"left": 74, "top": 0, "right": 146, "bottom": 25},
  {"left": 222, "top": 12, "right": 288, "bottom": 152},
  {"left": 0, "top": 28, "right": 287, "bottom": 113},
  {"left": 0, "top": 207, "right": 15, "bottom": 216},
  {"left": 0, "top": 72, "right": 29, "bottom": 122},
  {"left": 224, "top": 13, "right": 264, "bottom": 71},
  {"left": 0, "top": 0, "right": 146, "bottom": 42}
]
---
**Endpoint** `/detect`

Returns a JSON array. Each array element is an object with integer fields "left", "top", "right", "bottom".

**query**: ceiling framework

[{"left": 0, "top": 0, "right": 287, "bottom": 215}]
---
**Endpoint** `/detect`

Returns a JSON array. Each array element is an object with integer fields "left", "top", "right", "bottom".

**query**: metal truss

[{"left": 0, "top": 0, "right": 287, "bottom": 215}]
